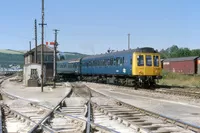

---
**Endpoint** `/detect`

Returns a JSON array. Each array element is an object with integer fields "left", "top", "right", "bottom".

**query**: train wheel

[{"left": 150, "top": 81, "right": 156, "bottom": 90}]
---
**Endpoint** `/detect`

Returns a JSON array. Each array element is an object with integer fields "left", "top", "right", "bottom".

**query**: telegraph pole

[
  {"left": 39, "top": 0, "right": 47, "bottom": 92},
  {"left": 53, "top": 29, "right": 59, "bottom": 88},
  {"left": 35, "top": 19, "right": 38, "bottom": 63},
  {"left": 128, "top": 33, "right": 130, "bottom": 50},
  {"left": 29, "top": 41, "right": 31, "bottom": 51}
]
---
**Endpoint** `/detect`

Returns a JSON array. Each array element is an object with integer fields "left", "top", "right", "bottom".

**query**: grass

[{"left": 159, "top": 71, "right": 200, "bottom": 87}]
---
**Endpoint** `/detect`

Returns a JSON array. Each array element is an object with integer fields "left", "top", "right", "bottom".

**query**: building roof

[
  {"left": 24, "top": 44, "right": 58, "bottom": 56},
  {"left": 163, "top": 56, "right": 199, "bottom": 62}
]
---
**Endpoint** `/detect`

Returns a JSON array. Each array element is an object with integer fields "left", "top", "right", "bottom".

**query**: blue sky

[{"left": 0, "top": 0, "right": 200, "bottom": 54}]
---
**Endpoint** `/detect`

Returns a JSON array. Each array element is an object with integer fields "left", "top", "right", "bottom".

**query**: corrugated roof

[{"left": 163, "top": 56, "right": 199, "bottom": 62}]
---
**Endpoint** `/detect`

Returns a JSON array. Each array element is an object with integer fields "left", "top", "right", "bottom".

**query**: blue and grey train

[{"left": 57, "top": 47, "right": 162, "bottom": 88}]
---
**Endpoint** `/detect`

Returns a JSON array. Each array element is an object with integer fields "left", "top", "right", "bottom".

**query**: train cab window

[
  {"left": 153, "top": 56, "right": 159, "bottom": 67},
  {"left": 137, "top": 55, "right": 144, "bottom": 66},
  {"left": 146, "top": 55, "right": 152, "bottom": 66}
]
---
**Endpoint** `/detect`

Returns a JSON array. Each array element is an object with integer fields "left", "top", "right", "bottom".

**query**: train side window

[
  {"left": 119, "top": 57, "right": 122, "bottom": 65},
  {"left": 137, "top": 55, "right": 144, "bottom": 66},
  {"left": 130, "top": 58, "right": 132, "bottom": 65},
  {"left": 94, "top": 60, "right": 97, "bottom": 66},
  {"left": 105, "top": 59, "right": 107, "bottom": 66},
  {"left": 107, "top": 59, "right": 109, "bottom": 66},
  {"left": 117, "top": 57, "right": 121, "bottom": 66},
  {"left": 146, "top": 55, "right": 152, "bottom": 66},
  {"left": 92, "top": 61, "right": 94, "bottom": 66},
  {"left": 153, "top": 56, "right": 159, "bottom": 67},
  {"left": 120, "top": 57, "right": 124, "bottom": 65},
  {"left": 113, "top": 58, "right": 116, "bottom": 66},
  {"left": 110, "top": 58, "right": 113, "bottom": 66}
]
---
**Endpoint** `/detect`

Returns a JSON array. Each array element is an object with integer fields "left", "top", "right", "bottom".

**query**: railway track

[
  {"left": 1, "top": 75, "right": 200, "bottom": 133},
  {"left": 0, "top": 88, "right": 88, "bottom": 133},
  {"left": 72, "top": 82, "right": 200, "bottom": 133},
  {"left": 0, "top": 76, "right": 116, "bottom": 133},
  {"left": 0, "top": 75, "right": 87, "bottom": 132},
  {"left": 1, "top": 100, "right": 50, "bottom": 133},
  {"left": 96, "top": 83, "right": 200, "bottom": 99},
  {"left": 153, "top": 88, "right": 200, "bottom": 98}
]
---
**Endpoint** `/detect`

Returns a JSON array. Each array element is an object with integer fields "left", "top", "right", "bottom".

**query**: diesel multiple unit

[{"left": 57, "top": 47, "right": 162, "bottom": 88}]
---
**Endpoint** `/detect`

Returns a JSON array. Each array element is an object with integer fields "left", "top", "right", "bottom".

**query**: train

[{"left": 57, "top": 47, "right": 163, "bottom": 88}]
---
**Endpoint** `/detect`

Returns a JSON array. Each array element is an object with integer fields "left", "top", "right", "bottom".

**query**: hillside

[
  {"left": 0, "top": 49, "right": 27, "bottom": 54},
  {"left": 0, "top": 49, "right": 87, "bottom": 70}
]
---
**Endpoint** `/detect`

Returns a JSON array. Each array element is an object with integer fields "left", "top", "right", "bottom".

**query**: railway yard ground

[
  {"left": 0, "top": 75, "right": 200, "bottom": 133},
  {"left": 84, "top": 82, "right": 200, "bottom": 125}
]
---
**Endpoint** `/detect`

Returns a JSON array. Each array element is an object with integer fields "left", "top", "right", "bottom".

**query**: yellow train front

[{"left": 132, "top": 48, "right": 162, "bottom": 88}]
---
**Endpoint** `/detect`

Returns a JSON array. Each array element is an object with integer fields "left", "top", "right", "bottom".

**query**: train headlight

[{"left": 139, "top": 71, "right": 143, "bottom": 75}]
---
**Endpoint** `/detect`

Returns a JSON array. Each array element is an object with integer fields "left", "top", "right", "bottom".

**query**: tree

[{"left": 159, "top": 45, "right": 200, "bottom": 58}]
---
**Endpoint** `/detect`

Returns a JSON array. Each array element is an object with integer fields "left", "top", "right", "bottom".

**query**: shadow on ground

[{"left": 156, "top": 84, "right": 199, "bottom": 89}]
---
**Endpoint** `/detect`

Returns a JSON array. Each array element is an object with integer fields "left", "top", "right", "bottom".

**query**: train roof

[
  {"left": 163, "top": 56, "right": 199, "bottom": 62},
  {"left": 82, "top": 47, "right": 158, "bottom": 60},
  {"left": 57, "top": 58, "right": 80, "bottom": 63}
]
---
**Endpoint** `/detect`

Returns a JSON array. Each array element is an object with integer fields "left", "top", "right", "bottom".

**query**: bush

[{"left": 160, "top": 70, "right": 200, "bottom": 87}]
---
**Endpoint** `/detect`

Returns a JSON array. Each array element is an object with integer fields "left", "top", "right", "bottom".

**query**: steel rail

[
  {"left": 1, "top": 104, "right": 39, "bottom": 127},
  {"left": 86, "top": 100, "right": 91, "bottom": 133},
  {"left": 71, "top": 84, "right": 121, "bottom": 133},
  {"left": 1, "top": 103, "right": 57, "bottom": 133},
  {"left": 87, "top": 85, "right": 200, "bottom": 133},
  {"left": 28, "top": 88, "right": 73, "bottom": 133},
  {"left": 1, "top": 80, "right": 134, "bottom": 133},
  {"left": 0, "top": 106, "right": 3, "bottom": 133}
]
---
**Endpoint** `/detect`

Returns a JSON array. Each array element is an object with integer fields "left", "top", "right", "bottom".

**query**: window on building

[{"left": 31, "top": 69, "right": 37, "bottom": 75}]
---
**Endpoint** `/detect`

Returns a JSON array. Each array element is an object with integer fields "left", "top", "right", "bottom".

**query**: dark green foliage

[{"left": 160, "top": 45, "right": 200, "bottom": 59}]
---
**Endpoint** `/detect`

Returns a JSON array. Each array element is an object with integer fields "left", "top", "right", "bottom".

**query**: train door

[
  {"left": 144, "top": 54, "right": 153, "bottom": 75},
  {"left": 132, "top": 53, "right": 145, "bottom": 75}
]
